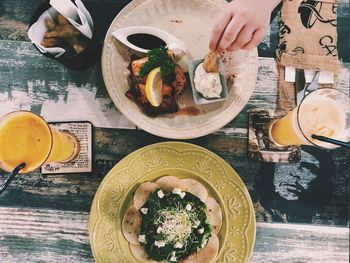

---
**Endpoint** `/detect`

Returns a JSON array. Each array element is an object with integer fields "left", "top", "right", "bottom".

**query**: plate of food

[
  {"left": 89, "top": 142, "right": 256, "bottom": 263},
  {"left": 101, "top": 0, "right": 258, "bottom": 139}
]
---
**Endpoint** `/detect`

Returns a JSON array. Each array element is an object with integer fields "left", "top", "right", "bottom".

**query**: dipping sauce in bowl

[
  {"left": 194, "top": 62, "right": 222, "bottom": 99},
  {"left": 188, "top": 59, "right": 228, "bottom": 105}
]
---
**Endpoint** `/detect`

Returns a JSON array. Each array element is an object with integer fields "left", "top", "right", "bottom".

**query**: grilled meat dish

[{"left": 126, "top": 55, "right": 186, "bottom": 117}]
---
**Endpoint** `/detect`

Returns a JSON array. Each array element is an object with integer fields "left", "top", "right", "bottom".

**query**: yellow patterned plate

[{"left": 89, "top": 142, "right": 256, "bottom": 263}]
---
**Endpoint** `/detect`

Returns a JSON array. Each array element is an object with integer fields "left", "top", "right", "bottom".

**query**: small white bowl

[{"left": 188, "top": 58, "right": 228, "bottom": 105}]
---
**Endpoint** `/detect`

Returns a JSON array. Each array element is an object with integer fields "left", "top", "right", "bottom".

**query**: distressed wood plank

[
  {"left": 0, "top": 0, "right": 349, "bottom": 62},
  {"left": 0, "top": 128, "right": 256, "bottom": 212},
  {"left": 0, "top": 207, "right": 93, "bottom": 262},
  {"left": 251, "top": 222, "right": 350, "bottom": 263},
  {"left": 0, "top": 40, "right": 136, "bottom": 129},
  {"left": 0, "top": 40, "right": 349, "bottom": 131},
  {"left": 0, "top": 1, "right": 349, "bottom": 262},
  {"left": 0, "top": 128, "right": 348, "bottom": 226},
  {"left": 0, "top": 207, "right": 348, "bottom": 262}
]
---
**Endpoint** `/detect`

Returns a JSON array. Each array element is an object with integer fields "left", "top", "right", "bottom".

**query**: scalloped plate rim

[{"left": 89, "top": 142, "right": 256, "bottom": 263}]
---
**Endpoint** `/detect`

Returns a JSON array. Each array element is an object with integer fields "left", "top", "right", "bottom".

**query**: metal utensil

[{"left": 296, "top": 71, "right": 320, "bottom": 105}]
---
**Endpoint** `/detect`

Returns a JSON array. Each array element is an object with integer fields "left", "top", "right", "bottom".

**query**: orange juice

[
  {"left": 0, "top": 111, "right": 52, "bottom": 173},
  {"left": 0, "top": 111, "right": 80, "bottom": 173},
  {"left": 270, "top": 110, "right": 304, "bottom": 146},
  {"left": 270, "top": 94, "right": 346, "bottom": 148},
  {"left": 45, "top": 128, "right": 79, "bottom": 163}
]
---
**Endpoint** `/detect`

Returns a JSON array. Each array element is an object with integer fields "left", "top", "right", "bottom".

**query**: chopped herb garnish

[{"left": 139, "top": 46, "right": 176, "bottom": 78}]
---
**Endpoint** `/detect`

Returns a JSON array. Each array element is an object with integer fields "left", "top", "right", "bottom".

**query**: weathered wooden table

[{"left": 0, "top": 0, "right": 349, "bottom": 262}]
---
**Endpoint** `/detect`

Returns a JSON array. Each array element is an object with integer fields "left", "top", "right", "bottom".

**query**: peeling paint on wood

[
  {"left": 0, "top": 40, "right": 349, "bottom": 131},
  {"left": 0, "top": 207, "right": 348, "bottom": 262},
  {"left": 0, "top": 0, "right": 349, "bottom": 262}
]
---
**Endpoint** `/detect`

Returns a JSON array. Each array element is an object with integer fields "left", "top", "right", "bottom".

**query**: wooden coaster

[
  {"left": 41, "top": 121, "right": 93, "bottom": 174},
  {"left": 248, "top": 109, "right": 301, "bottom": 163}
]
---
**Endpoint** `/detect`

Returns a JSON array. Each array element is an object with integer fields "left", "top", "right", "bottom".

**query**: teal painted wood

[
  {"left": 0, "top": 41, "right": 349, "bottom": 225},
  {"left": 0, "top": 40, "right": 349, "bottom": 131},
  {"left": 0, "top": 207, "right": 348, "bottom": 262},
  {"left": 0, "top": 128, "right": 348, "bottom": 226},
  {"left": 0, "top": 1, "right": 349, "bottom": 261}
]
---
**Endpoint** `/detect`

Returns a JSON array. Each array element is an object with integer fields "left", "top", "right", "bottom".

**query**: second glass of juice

[{"left": 270, "top": 88, "right": 348, "bottom": 149}]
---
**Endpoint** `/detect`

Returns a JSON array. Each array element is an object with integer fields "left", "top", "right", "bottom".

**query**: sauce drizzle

[{"left": 127, "top": 33, "right": 167, "bottom": 50}]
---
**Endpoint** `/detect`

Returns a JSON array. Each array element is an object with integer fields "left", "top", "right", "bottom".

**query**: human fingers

[
  {"left": 242, "top": 28, "right": 266, "bottom": 50},
  {"left": 226, "top": 24, "right": 255, "bottom": 51},
  {"left": 209, "top": 10, "right": 233, "bottom": 51},
  {"left": 215, "top": 15, "right": 246, "bottom": 52}
]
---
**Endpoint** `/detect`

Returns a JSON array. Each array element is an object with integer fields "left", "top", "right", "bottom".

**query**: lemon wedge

[{"left": 145, "top": 67, "right": 163, "bottom": 107}]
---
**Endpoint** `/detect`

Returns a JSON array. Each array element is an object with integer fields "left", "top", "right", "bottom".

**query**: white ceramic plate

[{"left": 102, "top": 0, "right": 258, "bottom": 139}]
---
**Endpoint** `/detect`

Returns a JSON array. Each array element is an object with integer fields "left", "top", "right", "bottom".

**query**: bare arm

[{"left": 209, "top": 0, "right": 281, "bottom": 52}]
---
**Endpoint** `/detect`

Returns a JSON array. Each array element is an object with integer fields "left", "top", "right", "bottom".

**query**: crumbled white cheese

[
  {"left": 172, "top": 188, "right": 186, "bottom": 198},
  {"left": 185, "top": 204, "right": 192, "bottom": 211},
  {"left": 197, "top": 228, "right": 204, "bottom": 234},
  {"left": 201, "top": 238, "right": 208, "bottom": 248},
  {"left": 138, "top": 235, "right": 146, "bottom": 244},
  {"left": 194, "top": 220, "right": 201, "bottom": 228},
  {"left": 154, "top": 240, "right": 166, "bottom": 248},
  {"left": 174, "top": 242, "right": 183, "bottom": 249},
  {"left": 172, "top": 188, "right": 182, "bottom": 195},
  {"left": 156, "top": 226, "right": 163, "bottom": 234},
  {"left": 169, "top": 252, "right": 177, "bottom": 262},
  {"left": 157, "top": 190, "right": 165, "bottom": 199},
  {"left": 140, "top": 208, "right": 148, "bottom": 214}
]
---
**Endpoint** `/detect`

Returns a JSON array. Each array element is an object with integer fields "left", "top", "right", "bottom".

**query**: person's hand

[{"left": 209, "top": 0, "right": 281, "bottom": 52}]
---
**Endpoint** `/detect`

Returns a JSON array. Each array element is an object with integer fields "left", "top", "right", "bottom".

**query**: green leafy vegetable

[
  {"left": 139, "top": 46, "right": 176, "bottom": 78},
  {"left": 140, "top": 190, "right": 211, "bottom": 262}
]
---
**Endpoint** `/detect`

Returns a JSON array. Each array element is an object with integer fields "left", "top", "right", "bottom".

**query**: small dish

[
  {"left": 189, "top": 58, "right": 228, "bottom": 105},
  {"left": 28, "top": 0, "right": 100, "bottom": 70}
]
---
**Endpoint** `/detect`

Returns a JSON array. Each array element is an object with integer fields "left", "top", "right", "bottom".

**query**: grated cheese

[
  {"left": 140, "top": 208, "right": 148, "bottom": 214},
  {"left": 156, "top": 226, "right": 163, "bottom": 234},
  {"left": 154, "top": 240, "right": 166, "bottom": 248},
  {"left": 169, "top": 251, "right": 177, "bottom": 262},
  {"left": 201, "top": 238, "right": 208, "bottom": 248},
  {"left": 138, "top": 235, "right": 146, "bottom": 244},
  {"left": 194, "top": 220, "right": 201, "bottom": 228},
  {"left": 197, "top": 228, "right": 204, "bottom": 234},
  {"left": 174, "top": 242, "right": 183, "bottom": 249},
  {"left": 157, "top": 190, "right": 165, "bottom": 198},
  {"left": 172, "top": 188, "right": 186, "bottom": 198}
]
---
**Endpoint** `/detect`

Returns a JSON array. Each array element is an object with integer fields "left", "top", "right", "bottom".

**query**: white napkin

[
  {"left": 284, "top": 66, "right": 334, "bottom": 84},
  {"left": 28, "top": 0, "right": 94, "bottom": 58}
]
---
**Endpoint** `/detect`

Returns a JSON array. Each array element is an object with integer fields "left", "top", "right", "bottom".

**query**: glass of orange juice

[
  {"left": 270, "top": 88, "right": 349, "bottom": 149},
  {"left": 0, "top": 111, "right": 80, "bottom": 173}
]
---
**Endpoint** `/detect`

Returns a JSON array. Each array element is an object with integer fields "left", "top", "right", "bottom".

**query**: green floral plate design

[{"left": 89, "top": 142, "right": 256, "bottom": 263}]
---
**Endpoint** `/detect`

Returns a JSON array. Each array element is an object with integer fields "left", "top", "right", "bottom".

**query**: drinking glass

[
  {"left": 270, "top": 88, "right": 349, "bottom": 149},
  {"left": 0, "top": 111, "right": 80, "bottom": 173}
]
